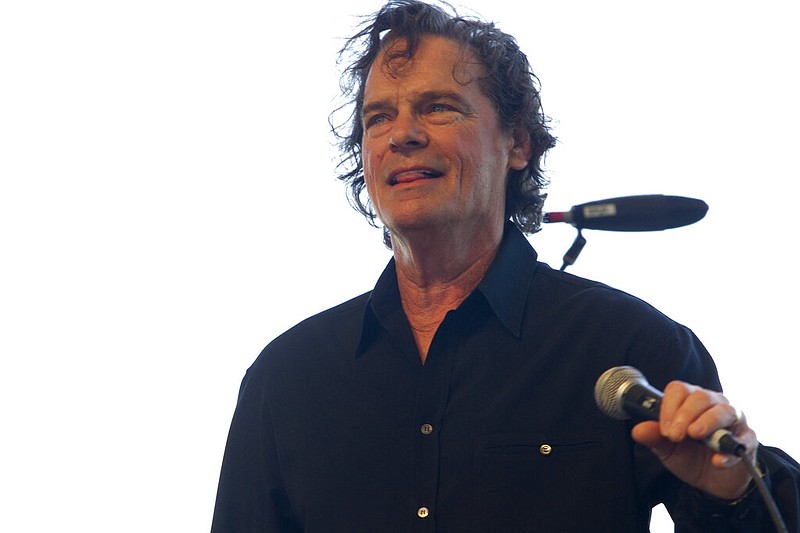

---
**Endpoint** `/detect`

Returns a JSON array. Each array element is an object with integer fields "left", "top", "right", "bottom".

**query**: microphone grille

[{"left": 594, "top": 366, "right": 646, "bottom": 420}]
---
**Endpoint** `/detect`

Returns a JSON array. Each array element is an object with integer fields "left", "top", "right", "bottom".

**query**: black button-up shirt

[{"left": 212, "top": 224, "right": 797, "bottom": 532}]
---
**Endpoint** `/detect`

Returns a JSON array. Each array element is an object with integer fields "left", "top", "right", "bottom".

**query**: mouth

[{"left": 388, "top": 168, "right": 444, "bottom": 186}]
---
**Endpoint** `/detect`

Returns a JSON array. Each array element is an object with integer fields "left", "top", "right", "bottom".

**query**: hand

[{"left": 630, "top": 380, "right": 758, "bottom": 501}]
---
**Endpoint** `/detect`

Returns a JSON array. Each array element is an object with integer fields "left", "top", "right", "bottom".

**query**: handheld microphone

[
  {"left": 594, "top": 366, "right": 745, "bottom": 455},
  {"left": 544, "top": 194, "right": 708, "bottom": 232}
]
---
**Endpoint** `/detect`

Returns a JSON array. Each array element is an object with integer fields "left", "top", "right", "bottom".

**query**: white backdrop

[{"left": 1, "top": 1, "right": 798, "bottom": 531}]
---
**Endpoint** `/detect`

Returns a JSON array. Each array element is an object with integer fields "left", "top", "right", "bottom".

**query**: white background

[{"left": 1, "top": 1, "right": 798, "bottom": 531}]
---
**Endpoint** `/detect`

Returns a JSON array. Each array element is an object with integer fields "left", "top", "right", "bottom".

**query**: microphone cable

[
  {"left": 737, "top": 450, "right": 789, "bottom": 533},
  {"left": 559, "top": 229, "right": 586, "bottom": 271}
]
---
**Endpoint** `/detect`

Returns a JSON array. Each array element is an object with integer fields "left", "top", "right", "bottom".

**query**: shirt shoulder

[
  {"left": 527, "top": 261, "right": 719, "bottom": 390},
  {"left": 531, "top": 260, "right": 674, "bottom": 323},
  {"left": 248, "top": 291, "right": 371, "bottom": 376}
]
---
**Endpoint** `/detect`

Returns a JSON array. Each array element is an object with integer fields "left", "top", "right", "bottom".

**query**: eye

[
  {"left": 424, "top": 101, "right": 463, "bottom": 125},
  {"left": 429, "top": 103, "right": 452, "bottom": 113},
  {"left": 364, "top": 114, "right": 387, "bottom": 128}
]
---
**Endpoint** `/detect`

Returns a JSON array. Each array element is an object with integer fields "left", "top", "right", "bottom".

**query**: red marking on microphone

[{"left": 545, "top": 211, "right": 568, "bottom": 223}]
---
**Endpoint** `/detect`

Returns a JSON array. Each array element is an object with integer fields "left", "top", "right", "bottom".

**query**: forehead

[{"left": 365, "top": 35, "right": 485, "bottom": 93}]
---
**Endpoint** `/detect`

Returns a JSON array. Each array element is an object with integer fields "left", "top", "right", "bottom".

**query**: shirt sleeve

[
  {"left": 670, "top": 445, "right": 800, "bottom": 532},
  {"left": 211, "top": 366, "right": 302, "bottom": 533},
  {"left": 626, "top": 322, "right": 800, "bottom": 532},
  {"left": 639, "top": 324, "right": 800, "bottom": 533}
]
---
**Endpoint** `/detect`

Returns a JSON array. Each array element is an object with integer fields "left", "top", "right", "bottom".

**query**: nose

[{"left": 389, "top": 113, "right": 428, "bottom": 151}]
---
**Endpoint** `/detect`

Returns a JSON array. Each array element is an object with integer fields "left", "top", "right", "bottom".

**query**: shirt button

[
  {"left": 417, "top": 506, "right": 430, "bottom": 519},
  {"left": 420, "top": 423, "right": 434, "bottom": 435},
  {"left": 539, "top": 443, "right": 553, "bottom": 456}
]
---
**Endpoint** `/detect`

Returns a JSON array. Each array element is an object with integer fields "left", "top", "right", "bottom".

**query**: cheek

[
  {"left": 362, "top": 152, "right": 381, "bottom": 201},
  {"left": 462, "top": 137, "right": 508, "bottom": 187},
  {"left": 465, "top": 149, "right": 510, "bottom": 205},
  {"left": 361, "top": 139, "right": 379, "bottom": 176}
]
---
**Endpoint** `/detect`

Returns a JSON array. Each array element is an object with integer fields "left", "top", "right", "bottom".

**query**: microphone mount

[{"left": 544, "top": 194, "right": 708, "bottom": 271}]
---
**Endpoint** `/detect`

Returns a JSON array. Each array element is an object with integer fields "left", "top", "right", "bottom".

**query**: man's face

[{"left": 361, "top": 35, "right": 529, "bottom": 244}]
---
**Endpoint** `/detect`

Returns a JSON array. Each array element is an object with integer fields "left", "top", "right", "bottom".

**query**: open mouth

[{"left": 389, "top": 169, "right": 444, "bottom": 185}]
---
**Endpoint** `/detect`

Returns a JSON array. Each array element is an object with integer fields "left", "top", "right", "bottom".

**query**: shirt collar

[
  {"left": 353, "top": 258, "right": 401, "bottom": 358},
  {"left": 355, "top": 222, "right": 538, "bottom": 357},
  {"left": 475, "top": 222, "right": 538, "bottom": 338}
]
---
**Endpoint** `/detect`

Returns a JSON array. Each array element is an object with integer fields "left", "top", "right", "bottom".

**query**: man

[{"left": 212, "top": 1, "right": 799, "bottom": 531}]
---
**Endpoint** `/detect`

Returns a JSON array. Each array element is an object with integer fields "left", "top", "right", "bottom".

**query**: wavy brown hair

[{"left": 331, "top": 0, "right": 556, "bottom": 247}]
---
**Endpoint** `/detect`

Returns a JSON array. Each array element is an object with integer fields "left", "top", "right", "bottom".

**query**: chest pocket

[{"left": 474, "top": 431, "right": 617, "bottom": 532}]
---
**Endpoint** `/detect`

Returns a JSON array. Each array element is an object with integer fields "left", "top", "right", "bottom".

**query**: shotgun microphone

[{"left": 544, "top": 194, "right": 708, "bottom": 231}]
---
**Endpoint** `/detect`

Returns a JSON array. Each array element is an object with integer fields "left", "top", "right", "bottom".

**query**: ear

[{"left": 508, "top": 129, "right": 532, "bottom": 171}]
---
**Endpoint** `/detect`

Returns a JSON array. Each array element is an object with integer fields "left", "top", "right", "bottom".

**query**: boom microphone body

[{"left": 544, "top": 194, "right": 708, "bottom": 232}]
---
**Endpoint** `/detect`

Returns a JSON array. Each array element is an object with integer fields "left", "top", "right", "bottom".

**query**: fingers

[
  {"left": 630, "top": 420, "right": 671, "bottom": 450},
  {"left": 659, "top": 381, "right": 739, "bottom": 443},
  {"left": 632, "top": 381, "right": 758, "bottom": 500}
]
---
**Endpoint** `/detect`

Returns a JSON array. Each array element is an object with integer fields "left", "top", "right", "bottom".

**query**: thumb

[{"left": 631, "top": 420, "right": 677, "bottom": 460}]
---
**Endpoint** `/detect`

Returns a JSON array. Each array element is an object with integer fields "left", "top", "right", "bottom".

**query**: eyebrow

[{"left": 360, "top": 100, "right": 392, "bottom": 121}]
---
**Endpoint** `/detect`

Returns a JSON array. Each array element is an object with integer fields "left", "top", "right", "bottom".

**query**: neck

[{"left": 391, "top": 222, "right": 504, "bottom": 363}]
